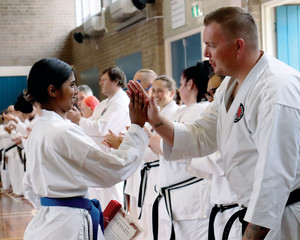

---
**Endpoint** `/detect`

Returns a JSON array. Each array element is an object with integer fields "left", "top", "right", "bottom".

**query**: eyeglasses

[{"left": 205, "top": 87, "right": 218, "bottom": 99}]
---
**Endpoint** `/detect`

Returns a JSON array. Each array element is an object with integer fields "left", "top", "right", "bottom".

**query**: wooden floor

[{"left": 0, "top": 189, "right": 35, "bottom": 240}]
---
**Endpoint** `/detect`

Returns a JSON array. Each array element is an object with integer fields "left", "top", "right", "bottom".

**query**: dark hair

[
  {"left": 102, "top": 66, "right": 126, "bottom": 88},
  {"left": 204, "top": 7, "right": 258, "bottom": 50},
  {"left": 27, "top": 58, "right": 73, "bottom": 104},
  {"left": 154, "top": 75, "right": 181, "bottom": 105},
  {"left": 14, "top": 93, "right": 33, "bottom": 114},
  {"left": 182, "top": 60, "right": 212, "bottom": 102}
]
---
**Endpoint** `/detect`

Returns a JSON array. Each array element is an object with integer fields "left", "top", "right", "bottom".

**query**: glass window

[{"left": 75, "top": 0, "right": 102, "bottom": 26}]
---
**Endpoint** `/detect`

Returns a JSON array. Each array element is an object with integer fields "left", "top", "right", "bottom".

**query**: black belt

[
  {"left": 2, "top": 144, "right": 18, "bottom": 170},
  {"left": 152, "top": 177, "right": 203, "bottom": 240},
  {"left": 123, "top": 179, "right": 128, "bottom": 211},
  {"left": 138, "top": 160, "right": 159, "bottom": 219},
  {"left": 222, "top": 207, "right": 247, "bottom": 240},
  {"left": 17, "top": 146, "right": 26, "bottom": 171},
  {"left": 222, "top": 188, "right": 300, "bottom": 240},
  {"left": 208, "top": 203, "right": 239, "bottom": 240},
  {"left": 0, "top": 148, "right": 3, "bottom": 164},
  {"left": 286, "top": 188, "right": 300, "bottom": 206}
]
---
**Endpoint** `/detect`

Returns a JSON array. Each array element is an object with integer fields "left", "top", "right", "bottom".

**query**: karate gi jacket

[
  {"left": 163, "top": 52, "right": 300, "bottom": 234},
  {"left": 23, "top": 109, "right": 148, "bottom": 240}
]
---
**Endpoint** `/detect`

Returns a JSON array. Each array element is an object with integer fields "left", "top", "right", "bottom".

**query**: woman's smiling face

[
  {"left": 151, "top": 79, "right": 174, "bottom": 109},
  {"left": 54, "top": 72, "right": 78, "bottom": 114}
]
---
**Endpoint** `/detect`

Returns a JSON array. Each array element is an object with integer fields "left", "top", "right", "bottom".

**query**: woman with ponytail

[{"left": 23, "top": 58, "right": 148, "bottom": 240}]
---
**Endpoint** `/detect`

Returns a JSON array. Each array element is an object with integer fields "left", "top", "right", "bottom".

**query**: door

[{"left": 276, "top": 5, "right": 300, "bottom": 71}]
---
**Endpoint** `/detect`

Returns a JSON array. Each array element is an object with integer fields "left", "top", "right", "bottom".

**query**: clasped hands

[{"left": 126, "top": 80, "right": 159, "bottom": 128}]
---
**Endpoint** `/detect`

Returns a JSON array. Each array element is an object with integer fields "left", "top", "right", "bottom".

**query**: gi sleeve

[
  {"left": 163, "top": 100, "right": 219, "bottom": 161},
  {"left": 83, "top": 124, "right": 149, "bottom": 188}
]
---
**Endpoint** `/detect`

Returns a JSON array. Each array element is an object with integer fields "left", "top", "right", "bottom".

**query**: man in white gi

[
  {"left": 66, "top": 66, "right": 130, "bottom": 209},
  {"left": 76, "top": 84, "right": 93, "bottom": 111},
  {"left": 127, "top": 7, "right": 300, "bottom": 240}
]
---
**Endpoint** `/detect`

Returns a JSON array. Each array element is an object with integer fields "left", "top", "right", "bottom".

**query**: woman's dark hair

[
  {"left": 27, "top": 58, "right": 73, "bottom": 104},
  {"left": 14, "top": 93, "right": 33, "bottom": 114},
  {"left": 102, "top": 66, "right": 126, "bottom": 88},
  {"left": 182, "top": 60, "right": 213, "bottom": 102}
]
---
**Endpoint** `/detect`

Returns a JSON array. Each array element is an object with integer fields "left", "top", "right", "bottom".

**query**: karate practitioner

[
  {"left": 127, "top": 7, "right": 300, "bottom": 240},
  {"left": 186, "top": 74, "right": 242, "bottom": 240},
  {"left": 153, "top": 63, "right": 212, "bottom": 240},
  {"left": 0, "top": 112, "right": 13, "bottom": 191},
  {"left": 121, "top": 69, "right": 157, "bottom": 223},
  {"left": 76, "top": 84, "right": 93, "bottom": 111},
  {"left": 81, "top": 95, "right": 100, "bottom": 118},
  {"left": 22, "top": 58, "right": 149, "bottom": 240},
  {"left": 66, "top": 66, "right": 130, "bottom": 209}
]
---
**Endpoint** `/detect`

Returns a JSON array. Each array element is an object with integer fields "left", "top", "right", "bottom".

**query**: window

[{"left": 76, "top": 0, "right": 102, "bottom": 26}]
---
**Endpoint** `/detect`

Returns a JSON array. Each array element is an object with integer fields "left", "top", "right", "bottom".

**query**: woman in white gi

[
  {"left": 186, "top": 74, "right": 242, "bottom": 240},
  {"left": 135, "top": 75, "right": 180, "bottom": 240},
  {"left": 21, "top": 58, "right": 149, "bottom": 240},
  {"left": 66, "top": 66, "right": 130, "bottom": 210},
  {"left": 153, "top": 63, "right": 212, "bottom": 240}
]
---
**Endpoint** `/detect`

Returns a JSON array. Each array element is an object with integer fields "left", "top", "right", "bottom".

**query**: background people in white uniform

[
  {"left": 153, "top": 62, "right": 212, "bottom": 240},
  {"left": 76, "top": 84, "right": 93, "bottom": 111},
  {"left": 186, "top": 74, "right": 242, "bottom": 240},
  {"left": 21, "top": 58, "right": 149, "bottom": 240},
  {"left": 144, "top": 75, "right": 180, "bottom": 240},
  {"left": 127, "top": 7, "right": 300, "bottom": 240},
  {"left": 66, "top": 66, "right": 130, "bottom": 209},
  {"left": 121, "top": 68, "right": 157, "bottom": 226},
  {"left": 80, "top": 95, "right": 100, "bottom": 118}
]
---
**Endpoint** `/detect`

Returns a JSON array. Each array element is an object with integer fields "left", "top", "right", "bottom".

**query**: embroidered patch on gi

[{"left": 234, "top": 103, "right": 244, "bottom": 123}]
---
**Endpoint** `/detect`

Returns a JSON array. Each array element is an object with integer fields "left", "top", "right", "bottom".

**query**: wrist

[{"left": 149, "top": 114, "right": 163, "bottom": 129}]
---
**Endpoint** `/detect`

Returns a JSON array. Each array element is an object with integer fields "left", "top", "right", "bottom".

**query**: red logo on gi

[{"left": 234, "top": 103, "right": 244, "bottom": 123}]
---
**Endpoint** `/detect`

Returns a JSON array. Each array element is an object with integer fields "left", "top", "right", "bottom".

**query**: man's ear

[
  {"left": 236, "top": 38, "right": 245, "bottom": 56},
  {"left": 47, "top": 85, "right": 56, "bottom": 97}
]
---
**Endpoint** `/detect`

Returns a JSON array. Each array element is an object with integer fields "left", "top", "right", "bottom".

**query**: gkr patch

[{"left": 234, "top": 103, "right": 244, "bottom": 123}]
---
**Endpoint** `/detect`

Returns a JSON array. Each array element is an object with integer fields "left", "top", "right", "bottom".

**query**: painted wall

[{"left": 0, "top": 0, "right": 76, "bottom": 66}]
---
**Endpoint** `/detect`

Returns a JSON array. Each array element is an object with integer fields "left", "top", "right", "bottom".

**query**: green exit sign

[{"left": 191, "top": 3, "right": 203, "bottom": 17}]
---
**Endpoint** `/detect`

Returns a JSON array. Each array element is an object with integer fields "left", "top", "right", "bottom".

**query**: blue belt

[{"left": 41, "top": 197, "right": 104, "bottom": 240}]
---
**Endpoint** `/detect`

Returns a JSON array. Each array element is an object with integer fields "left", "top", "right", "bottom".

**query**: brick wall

[
  {"left": 71, "top": 0, "right": 164, "bottom": 98},
  {"left": 0, "top": 0, "right": 76, "bottom": 66}
]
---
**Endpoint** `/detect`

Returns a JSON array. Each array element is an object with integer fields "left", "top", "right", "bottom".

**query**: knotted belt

[
  {"left": 2, "top": 144, "right": 18, "bottom": 170},
  {"left": 138, "top": 160, "right": 160, "bottom": 219},
  {"left": 0, "top": 148, "right": 3, "bottom": 164},
  {"left": 41, "top": 197, "right": 104, "bottom": 240},
  {"left": 208, "top": 203, "right": 239, "bottom": 240},
  {"left": 152, "top": 177, "right": 203, "bottom": 240},
  {"left": 222, "top": 188, "right": 300, "bottom": 240},
  {"left": 17, "top": 146, "right": 26, "bottom": 172}
]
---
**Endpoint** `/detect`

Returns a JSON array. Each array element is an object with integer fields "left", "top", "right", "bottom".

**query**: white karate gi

[
  {"left": 23, "top": 109, "right": 148, "bottom": 240},
  {"left": 0, "top": 126, "right": 12, "bottom": 190},
  {"left": 133, "top": 100, "right": 179, "bottom": 240},
  {"left": 158, "top": 102, "right": 211, "bottom": 240},
  {"left": 80, "top": 89, "right": 130, "bottom": 209},
  {"left": 187, "top": 151, "right": 242, "bottom": 239},
  {"left": 164, "top": 52, "right": 300, "bottom": 239}
]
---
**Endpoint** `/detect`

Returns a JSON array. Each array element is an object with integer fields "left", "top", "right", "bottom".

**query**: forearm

[
  {"left": 149, "top": 114, "right": 174, "bottom": 147},
  {"left": 242, "top": 223, "right": 269, "bottom": 240},
  {"left": 148, "top": 135, "right": 163, "bottom": 155}
]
